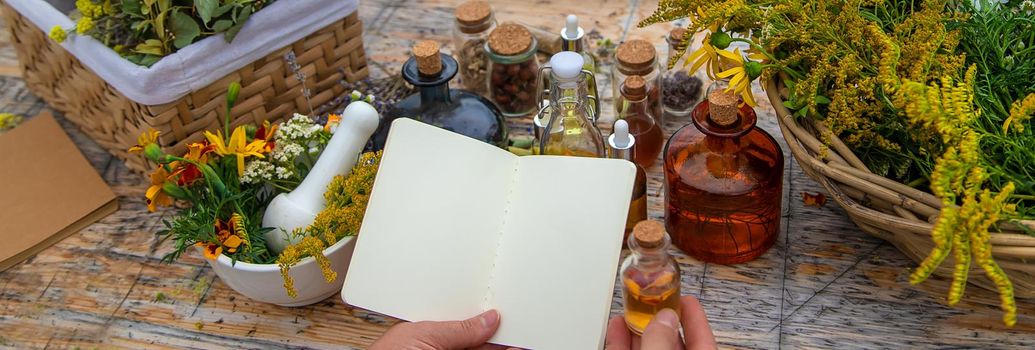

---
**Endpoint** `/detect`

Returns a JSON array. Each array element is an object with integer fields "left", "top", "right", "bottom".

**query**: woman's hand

[
  {"left": 605, "top": 295, "right": 717, "bottom": 350},
  {"left": 370, "top": 310, "right": 516, "bottom": 350}
]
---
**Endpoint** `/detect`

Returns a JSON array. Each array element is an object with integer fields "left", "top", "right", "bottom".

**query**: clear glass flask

[{"left": 536, "top": 52, "right": 605, "bottom": 157}]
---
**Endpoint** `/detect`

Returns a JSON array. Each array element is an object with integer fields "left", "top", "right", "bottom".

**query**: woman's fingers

[
  {"left": 680, "top": 296, "right": 717, "bottom": 350},
  {"left": 605, "top": 315, "right": 634, "bottom": 350},
  {"left": 639, "top": 308, "right": 682, "bottom": 349}
]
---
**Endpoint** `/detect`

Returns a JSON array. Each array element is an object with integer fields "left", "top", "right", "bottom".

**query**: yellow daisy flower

[
  {"left": 716, "top": 48, "right": 758, "bottom": 106},
  {"left": 204, "top": 126, "right": 267, "bottom": 177}
]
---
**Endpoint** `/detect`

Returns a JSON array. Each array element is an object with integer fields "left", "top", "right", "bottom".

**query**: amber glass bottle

[
  {"left": 620, "top": 220, "right": 681, "bottom": 335},
  {"left": 608, "top": 119, "right": 648, "bottom": 246},
  {"left": 617, "top": 75, "right": 664, "bottom": 169},
  {"left": 662, "top": 89, "right": 783, "bottom": 264}
]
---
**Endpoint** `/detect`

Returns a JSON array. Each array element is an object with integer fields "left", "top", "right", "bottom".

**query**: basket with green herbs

[{"left": 641, "top": 0, "right": 1034, "bottom": 326}]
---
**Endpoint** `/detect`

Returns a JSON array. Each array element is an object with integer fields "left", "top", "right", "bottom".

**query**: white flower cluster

[
  {"left": 241, "top": 160, "right": 275, "bottom": 184},
  {"left": 1023, "top": 0, "right": 1035, "bottom": 14},
  {"left": 241, "top": 159, "right": 294, "bottom": 184},
  {"left": 271, "top": 142, "right": 305, "bottom": 163},
  {"left": 275, "top": 113, "right": 322, "bottom": 141}
]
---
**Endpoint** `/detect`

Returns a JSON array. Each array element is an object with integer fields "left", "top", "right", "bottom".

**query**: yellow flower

[
  {"left": 129, "top": 129, "right": 160, "bottom": 153},
  {"left": 48, "top": 26, "right": 67, "bottom": 43},
  {"left": 76, "top": 16, "right": 94, "bottom": 35},
  {"left": 685, "top": 36, "right": 722, "bottom": 79},
  {"left": 1004, "top": 93, "right": 1035, "bottom": 134},
  {"left": 204, "top": 127, "right": 267, "bottom": 177},
  {"left": 716, "top": 48, "right": 757, "bottom": 106},
  {"left": 0, "top": 113, "right": 23, "bottom": 131},
  {"left": 145, "top": 166, "right": 173, "bottom": 212}
]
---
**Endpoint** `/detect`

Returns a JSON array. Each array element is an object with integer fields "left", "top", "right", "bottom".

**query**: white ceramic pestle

[{"left": 262, "top": 101, "right": 381, "bottom": 254}]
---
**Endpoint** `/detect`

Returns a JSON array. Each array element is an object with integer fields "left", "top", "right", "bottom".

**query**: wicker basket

[
  {"left": 765, "top": 78, "right": 1035, "bottom": 298},
  {"left": 1, "top": 2, "right": 369, "bottom": 172}
]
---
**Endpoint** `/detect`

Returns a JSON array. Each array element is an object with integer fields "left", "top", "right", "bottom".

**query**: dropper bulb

[
  {"left": 613, "top": 119, "right": 631, "bottom": 148},
  {"left": 565, "top": 15, "right": 579, "bottom": 38}
]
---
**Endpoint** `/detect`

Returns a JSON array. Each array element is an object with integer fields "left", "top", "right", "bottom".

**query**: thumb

[
  {"left": 640, "top": 309, "right": 682, "bottom": 350},
  {"left": 414, "top": 310, "right": 501, "bottom": 349}
]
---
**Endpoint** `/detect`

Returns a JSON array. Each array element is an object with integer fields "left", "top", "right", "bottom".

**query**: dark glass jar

[
  {"left": 370, "top": 45, "right": 507, "bottom": 150},
  {"left": 662, "top": 90, "right": 784, "bottom": 264}
]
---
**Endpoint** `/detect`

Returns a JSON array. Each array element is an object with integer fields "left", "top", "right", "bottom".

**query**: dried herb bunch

[
  {"left": 49, "top": 0, "right": 275, "bottom": 66},
  {"left": 641, "top": 0, "right": 1035, "bottom": 325}
]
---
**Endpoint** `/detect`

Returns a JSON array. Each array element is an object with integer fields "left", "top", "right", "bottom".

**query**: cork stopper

[
  {"left": 632, "top": 220, "right": 666, "bottom": 249},
  {"left": 615, "top": 39, "right": 656, "bottom": 74},
  {"left": 413, "top": 40, "right": 442, "bottom": 76},
  {"left": 455, "top": 1, "right": 492, "bottom": 25},
  {"left": 621, "top": 75, "right": 647, "bottom": 100},
  {"left": 488, "top": 23, "right": 534, "bottom": 56},
  {"left": 668, "top": 28, "right": 688, "bottom": 48},
  {"left": 708, "top": 89, "right": 739, "bottom": 127}
]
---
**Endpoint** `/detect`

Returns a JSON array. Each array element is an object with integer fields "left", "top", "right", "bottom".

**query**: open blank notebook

[{"left": 342, "top": 119, "right": 635, "bottom": 349}]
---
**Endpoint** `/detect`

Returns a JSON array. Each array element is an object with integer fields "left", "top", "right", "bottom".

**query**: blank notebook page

[
  {"left": 488, "top": 156, "right": 634, "bottom": 349},
  {"left": 343, "top": 119, "right": 516, "bottom": 321}
]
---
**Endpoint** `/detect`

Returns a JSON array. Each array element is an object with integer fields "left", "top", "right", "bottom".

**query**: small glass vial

[
  {"left": 538, "top": 52, "right": 605, "bottom": 157},
  {"left": 612, "top": 39, "right": 663, "bottom": 124},
  {"left": 486, "top": 23, "right": 540, "bottom": 117},
  {"left": 452, "top": 1, "right": 496, "bottom": 95},
  {"left": 621, "top": 220, "right": 682, "bottom": 335},
  {"left": 370, "top": 41, "right": 507, "bottom": 150},
  {"left": 663, "top": 89, "right": 784, "bottom": 264},
  {"left": 662, "top": 28, "right": 703, "bottom": 117},
  {"left": 617, "top": 75, "right": 664, "bottom": 169},
  {"left": 608, "top": 119, "right": 648, "bottom": 246}
]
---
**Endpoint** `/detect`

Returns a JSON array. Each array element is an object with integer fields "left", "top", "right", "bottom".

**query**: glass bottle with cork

[
  {"left": 617, "top": 75, "right": 664, "bottom": 169},
  {"left": 662, "top": 28, "right": 703, "bottom": 118},
  {"left": 370, "top": 41, "right": 507, "bottom": 150},
  {"left": 452, "top": 1, "right": 497, "bottom": 96},
  {"left": 608, "top": 119, "right": 648, "bottom": 246},
  {"left": 620, "top": 220, "right": 682, "bottom": 335},
  {"left": 663, "top": 88, "right": 784, "bottom": 264},
  {"left": 486, "top": 23, "right": 540, "bottom": 117},
  {"left": 612, "top": 39, "right": 663, "bottom": 123},
  {"left": 537, "top": 51, "right": 605, "bottom": 157}
]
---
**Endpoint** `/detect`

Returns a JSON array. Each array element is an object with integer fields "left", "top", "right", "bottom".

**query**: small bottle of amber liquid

[
  {"left": 608, "top": 119, "right": 648, "bottom": 247},
  {"left": 620, "top": 220, "right": 681, "bottom": 335}
]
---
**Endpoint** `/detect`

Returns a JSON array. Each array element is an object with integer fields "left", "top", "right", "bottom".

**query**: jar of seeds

[
  {"left": 662, "top": 28, "right": 703, "bottom": 117},
  {"left": 486, "top": 23, "right": 540, "bottom": 117},
  {"left": 452, "top": 1, "right": 496, "bottom": 95},
  {"left": 611, "top": 39, "right": 663, "bottom": 123}
]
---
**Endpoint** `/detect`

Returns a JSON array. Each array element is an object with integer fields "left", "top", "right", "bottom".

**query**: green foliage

[{"left": 69, "top": 0, "right": 275, "bottom": 67}]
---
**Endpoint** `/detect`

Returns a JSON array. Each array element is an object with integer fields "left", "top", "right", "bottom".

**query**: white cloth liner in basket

[{"left": 5, "top": 0, "right": 360, "bottom": 105}]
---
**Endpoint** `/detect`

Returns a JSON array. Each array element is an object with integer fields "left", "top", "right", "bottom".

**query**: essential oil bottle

[{"left": 620, "top": 220, "right": 682, "bottom": 335}]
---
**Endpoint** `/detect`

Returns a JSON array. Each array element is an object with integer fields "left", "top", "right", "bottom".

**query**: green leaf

[
  {"left": 122, "top": 0, "right": 143, "bottom": 17},
  {"left": 197, "top": 0, "right": 217, "bottom": 24},
  {"left": 155, "top": 10, "right": 168, "bottom": 40},
  {"left": 212, "top": 4, "right": 234, "bottom": 18},
  {"left": 782, "top": 101, "right": 798, "bottom": 109},
  {"left": 224, "top": 6, "right": 253, "bottom": 42},
  {"left": 212, "top": 19, "right": 233, "bottom": 32},
  {"left": 157, "top": 0, "right": 171, "bottom": 12},
  {"left": 134, "top": 39, "right": 165, "bottom": 56},
  {"left": 815, "top": 95, "right": 832, "bottom": 105},
  {"left": 171, "top": 10, "right": 201, "bottom": 49}
]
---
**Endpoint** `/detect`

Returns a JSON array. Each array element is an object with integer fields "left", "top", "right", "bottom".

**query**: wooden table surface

[{"left": 2, "top": 1, "right": 1033, "bottom": 349}]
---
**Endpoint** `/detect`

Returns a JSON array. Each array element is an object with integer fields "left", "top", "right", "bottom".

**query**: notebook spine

[{"left": 484, "top": 162, "right": 519, "bottom": 309}]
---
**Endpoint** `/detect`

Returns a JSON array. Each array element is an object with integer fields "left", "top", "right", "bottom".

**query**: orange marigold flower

[{"left": 144, "top": 166, "right": 173, "bottom": 212}]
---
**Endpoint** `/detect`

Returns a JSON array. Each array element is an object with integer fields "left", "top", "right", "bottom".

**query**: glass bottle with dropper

[
  {"left": 620, "top": 220, "right": 682, "bottom": 335},
  {"left": 608, "top": 119, "right": 648, "bottom": 246},
  {"left": 559, "top": 14, "right": 598, "bottom": 115},
  {"left": 537, "top": 51, "right": 605, "bottom": 157}
]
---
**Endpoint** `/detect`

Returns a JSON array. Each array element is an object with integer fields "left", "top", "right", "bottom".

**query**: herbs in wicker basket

[
  {"left": 49, "top": 0, "right": 274, "bottom": 66},
  {"left": 640, "top": 0, "right": 1034, "bottom": 325}
]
